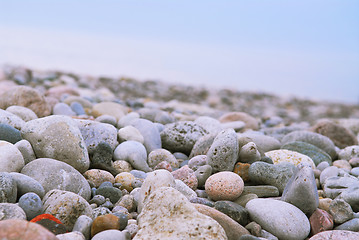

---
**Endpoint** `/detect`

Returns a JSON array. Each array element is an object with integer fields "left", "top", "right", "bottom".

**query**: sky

[{"left": 0, "top": 1, "right": 358, "bottom": 103}]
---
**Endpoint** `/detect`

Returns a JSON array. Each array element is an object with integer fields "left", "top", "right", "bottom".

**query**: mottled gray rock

[
  {"left": 0, "top": 140, "right": 25, "bottom": 172},
  {"left": 117, "top": 112, "right": 140, "bottom": 128},
  {"left": 131, "top": 118, "right": 161, "bottom": 154},
  {"left": 281, "top": 141, "right": 332, "bottom": 166},
  {"left": 72, "top": 215, "right": 93, "bottom": 240},
  {"left": 18, "top": 192, "right": 42, "bottom": 220},
  {"left": 161, "top": 121, "right": 208, "bottom": 155},
  {"left": 0, "top": 172, "right": 17, "bottom": 203},
  {"left": 248, "top": 161, "right": 296, "bottom": 194},
  {"left": 113, "top": 141, "right": 151, "bottom": 172},
  {"left": 320, "top": 166, "right": 339, "bottom": 186},
  {"left": 174, "top": 179, "right": 197, "bottom": 200},
  {"left": 147, "top": 148, "right": 178, "bottom": 168},
  {"left": 0, "top": 123, "right": 21, "bottom": 144},
  {"left": 189, "top": 133, "right": 216, "bottom": 158},
  {"left": 195, "top": 165, "right": 212, "bottom": 188},
  {"left": 53, "top": 102, "right": 76, "bottom": 116},
  {"left": 238, "top": 142, "right": 261, "bottom": 163},
  {"left": 42, "top": 189, "right": 93, "bottom": 231},
  {"left": 21, "top": 115, "right": 90, "bottom": 173},
  {"left": 92, "top": 230, "right": 127, "bottom": 240},
  {"left": 329, "top": 198, "right": 354, "bottom": 224},
  {"left": 246, "top": 198, "right": 310, "bottom": 240},
  {"left": 9, "top": 172, "right": 45, "bottom": 199},
  {"left": 214, "top": 200, "right": 249, "bottom": 226},
  {"left": 95, "top": 114, "right": 117, "bottom": 126},
  {"left": 323, "top": 176, "right": 359, "bottom": 199},
  {"left": 309, "top": 230, "right": 359, "bottom": 240},
  {"left": 207, "top": 128, "right": 239, "bottom": 172},
  {"left": 338, "top": 145, "right": 359, "bottom": 160},
  {"left": 281, "top": 165, "right": 319, "bottom": 215},
  {"left": 0, "top": 203, "right": 26, "bottom": 220},
  {"left": 337, "top": 187, "right": 359, "bottom": 212},
  {"left": 15, "top": 139, "right": 36, "bottom": 164},
  {"left": 75, "top": 119, "right": 118, "bottom": 154},
  {"left": 242, "top": 186, "right": 279, "bottom": 198},
  {"left": 0, "top": 109, "right": 26, "bottom": 130},
  {"left": 21, "top": 158, "right": 91, "bottom": 200},
  {"left": 281, "top": 130, "right": 337, "bottom": 159},
  {"left": 335, "top": 218, "right": 359, "bottom": 231}
]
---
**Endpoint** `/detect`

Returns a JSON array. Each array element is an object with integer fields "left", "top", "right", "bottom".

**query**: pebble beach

[{"left": 1, "top": 65, "right": 359, "bottom": 240}]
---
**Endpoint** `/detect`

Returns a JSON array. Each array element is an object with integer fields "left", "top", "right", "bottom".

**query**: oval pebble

[{"left": 205, "top": 171, "right": 244, "bottom": 201}]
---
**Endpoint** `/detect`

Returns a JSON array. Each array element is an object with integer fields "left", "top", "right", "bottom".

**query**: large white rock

[
  {"left": 134, "top": 187, "right": 227, "bottom": 240},
  {"left": 0, "top": 140, "right": 25, "bottom": 172},
  {"left": 246, "top": 198, "right": 310, "bottom": 240},
  {"left": 265, "top": 149, "right": 315, "bottom": 169}
]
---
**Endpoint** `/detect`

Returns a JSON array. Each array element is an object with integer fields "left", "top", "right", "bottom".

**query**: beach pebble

[
  {"left": 113, "top": 141, "right": 151, "bottom": 172},
  {"left": 333, "top": 159, "right": 352, "bottom": 171},
  {"left": 238, "top": 142, "right": 261, "bottom": 164},
  {"left": 174, "top": 179, "right": 197, "bottom": 200},
  {"left": 147, "top": 148, "right": 178, "bottom": 168},
  {"left": 309, "top": 208, "right": 334, "bottom": 235},
  {"left": 242, "top": 186, "right": 279, "bottom": 198},
  {"left": 172, "top": 165, "right": 198, "bottom": 190},
  {"left": 21, "top": 158, "right": 91, "bottom": 200},
  {"left": 246, "top": 198, "right": 310, "bottom": 240},
  {"left": 329, "top": 198, "right": 354, "bottom": 224},
  {"left": 135, "top": 187, "right": 227, "bottom": 240},
  {"left": 0, "top": 109, "right": 25, "bottom": 130},
  {"left": 9, "top": 172, "right": 45, "bottom": 198},
  {"left": 239, "top": 132, "right": 281, "bottom": 153},
  {"left": 117, "top": 112, "right": 140, "bottom": 128},
  {"left": 92, "top": 229, "right": 127, "bottom": 240},
  {"left": 188, "top": 155, "right": 208, "bottom": 171},
  {"left": 42, "top": 189, "right": 93, "bottom": 231},
  {"left": 265, "top": 149, "right": 315, "bottom": 168},
  {"left": 312, "top": 119, "right": 358, "bottom": 149},
  {"left": 235, "top": 194, "right": 258, "bottom": 208},
  {"left": 21, "top": 115, "right": 90, "bottom": 173},
  {"left": 335, "top": 218, "right": 359, "bottom": 231},
  {"left": 70, "top": 101, "right": 86, "bottom": 115},
  {"left": 5, "top": 105, "right": 38, "bottom": 122},
  {"left": 205, "top": 171, "right": 244, "bottom": 201},
  {"left": 195, "top": 164, "right": 212, "bottom": 188},
  {"left": 323, "top": 176, "right": 359, "bottom": 199},
  {"left": 113, "top": 160, "right": 133, "bottom": 173},
  {"left": 281, "top": 165, "right": 319, "bottom": 215},
  {"left": 219, "top": 111, "right": 259, "bottom": 130},
  {"left": 249, "top": 161, "right": 296, "bottom": 194},
  {"left": 189, "top": 133, "right": 216, "bottom": 158},
  {"left": 0, "top": 86, "right": 51, "bottom": 117},
  {"left": 338, "top": 145, "right": 359, "bottom": 160},
  {"left": 84, "top": 169, "right": 115, "bottom": 188},
  {"left": 56, "top": 231, "right": 85, "bottom": 240},
  {"left": 91, "top": 214, "right": 123, "bottom": 237},
  {"left": 0, "top": 219, "right": 57, "bottom": 240},
  {"left": 115, "top": 194, "right": 136, "bottom": 212},
  {"left": 337, "top": 187, "right": 359, "bottom": 211},
  {"left": 207, "top": 128, "right": 239, "bottom": 172},
  {"left": 0, "top": 203, "right": 26, "bottom": 220},
  {"left": 349, "top": 157, "right": 359, "bottom": 167},
  {"left": 15, "top": 139, "right": 36, "bottom": 164},
  {"left": 194, "top": 116, "right": 222, "bottom": 135},
  {"left": 18, "top": 192, "right": 43, "bottom": 220},
  {"left": 320, "top": 166, "right": 339, "bottom": 186},
  {"left": 214, "top": 200, "right": 249, "bottom": 226},
  {"left": 221, "top": 120, "right": 246, "bottom": 132},
  {"left": 95, "top": 184, "right": 122, "bottom": 204},
  {"left": 73, "top": 215, "right": 93, "bottom": 240},
  {"left": 118, "top": 125, "right": 144, "bottom": 143},
  {"left": 281, "top": 130, "right": 337, "bottom": 159},
  {"left": 53, "top": 102, "right": 76, "bottom": 116},
  {"left": 153, "top": 160, "right": 173, "bottom": 171},
  {"left": 0, "top": 172, "right": 17, "bottom": 203},
  {"left": 90, "top": 142, "right": 118, "bottom": 175},
  {"left": 0, "top": 140, "right": 25, "bottom": 172},
  {"left": 92, "top": 101, "right": 127, "bottom": 121},
  {"left": 131, "top": 118, "right": 161, "bottom": 154},
  {"left": 245, "top": 221, "right": 262, "bottom": 237},
  {"left": 233, "top": 162, "right": 251, "bottom": 182},
  {"left": 90, "top": 195, "right": 106, "bottom": 206},
  {"left": 115, "top": 172, "right": 135, "bottom": 191},
  {"left": 0, "top": 123, "right": 22, "bottom": 144},
  {"left": 309, "top": 230, "right": 359, "bottom": 240},
  {"left": 95, "top": 114, "right": 117, "bottom": 126}
]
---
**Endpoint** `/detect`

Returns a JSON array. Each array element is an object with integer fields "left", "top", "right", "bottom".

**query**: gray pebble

[
  {"left": 53, "top": 102, "right": 76, "bottom": 116},
  {"left": 189, "top": 133, "right": 216, "bottom": 158},
  {"left": 130, "top": 170, "right": 147, "bottom": 179},
  {"left": 0, "top": 172, "right": 17, "bottom": 203},
  {"left": 339, "top": 146, "right": 359, "bottom": 160},
  {"left": 70, "top": 101, "right": 86, "bottom": 115},
  {"left": 73, "top": 215, "right": 93, "bottom": 240},
  {"left": 195, "top": 165, "right": 212, "bottom": 188},
  {"left": 0, "top": 203, "right": 26, "bottom": 220},
  {"left": 337, "top": 187, "right": 359, "bottom": 212},
  {"left": 18, "top": 192, "right": 42, "bottom": 220},
  {"left": 15, "top": 139, "right": 36, "bottom": 164},
  {"left": 323, "top": 176, "right": 359, "bottom": 199},
  {"left": 320, "top": 166, "right": 339, "bottom": 186},
  {"left": 91, "top": 230, "right": 127, "bottom": 240},
  {"left": 188, "top": 155, "right": 208, "bottom": 171},
  {"left": 9, "top": 172, "right": 45, "bottom": 199},
  {"left": 131, "top": 118, "right": 161, "bottom": 154},
  {"left": 335, "top": 218, "right": 359, "bottom": 231},
  {"left": 117, "top": 112, "right": 140, "bottom": 128},
  {"left": 329, "top": 198, "right": 354, "bottom": 224},
  {"left": 242, "top": 186, "right": 279, "bottom": 198},
  {"left": 214, "top": 200, "right": 249, "bottom": 226},
  {"left": 0, "top": 123, "right": 22, "bottom": 144},
  {"left": 114, "top": 141, "right": 151, "bottom": 172},
  {"left": 350, "top": 167, "right": 359, "bottom": 176},
  {"left": 238, "top": 142, "right": 261, "bottom": 164},
  {"left": 92, "top": 207, "right": 112, "bottom": 219},
  {"left": 317, "top": 161, "right": 330, "bottom": 171},
  {"left": 194, "top": 116, "right": 222, "bottom": 135},
  {"left": 189, "top": 197, "right": 214, "bottom": 207},
  {"left": 5, "top": 105, "right": 38, "bottom": 122},
  {"left": 89, "top": 195, "right": 106, "bottom": 206},
  {"left": 96, "top": 186, "right": 122, "bottom": 204},
  {"left": 95, "top": 114, "right": 117, "bottom": 127}
]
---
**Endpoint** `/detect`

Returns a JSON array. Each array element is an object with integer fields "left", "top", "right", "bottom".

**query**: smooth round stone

[
  {"left": 70, "top": 101, "right": 86, "bottom": 115},
  {"left": 115, "top": 194, "right": 136, "bottom": 212},
  {"left": 323, "top": 176, "right": 359, "bottom": 199},
  {"left": 317, "top": 161, "right": 330, "bottom": 171},
  {"left": 18, "top": 192, "right": 43, "bottom": 220},
  {"left": 73, "top": 215, "right": 93, "bottom": 240},
  {"left": 113, "top": 160, "right": 133, "bottom": 173},
  {"left": 125, "top": 224, "right": 139, "bottom": 239},
  {"left": 15, "top": 139, "right": 36, "bottom": 164},
  {"left": 219, "top": 111, "right": 259, "bottom": 130},
  {"left": 333, "top": 160, "right": 352, "bottom": 171},
  {"left": 0, "top": 123, "right": 21, "bottom": 144},
  {"left": 130, "top": 118, "right": 161, "bottom": 154},
  {"left": 245, "top": 221, "right": 262, "bottom": 238},
  {"left": 207, "top": 128, "right": 239, "bottom": 172},
  {"left": 115, "top": 172, "right": 135, "bottom": 192},
  {"left": 238, "top": 142, "right": 261, "bottom": 164},
  {"left": 338, "top": 146, "right": 359, "bottom": 160},
  {"left": 92, "top": 102, "right": 127, "bottom": 121},
  {"left": 239, "top": 132, "right": 281, "bottom": 153},
  {"left": 172, "top": 165, "right": 198, "bottom": 190},
  {"left": 0, "top": 203, "right": 26, "bottom": 220},
  {"left": 118, "top": 126, "right": 144, "bottom": 144},
  {"left": 248, "top": 161, "right": 296, "bottom": 194},
  {"left": 335, "top": 218, "right": 359, "bottom": 231},
  {"left": 309, "top": 230, "right": 359, "bottom": 240},
  {"left": 0, "top": 140, "right": 25, "bottom": 172},
  {"left": 214, "top": 200, "right": 249, "bottom": 226},
  {"left": 91, "top": 214, "right": 122, "bottom": 237},
  {"left": 154, "top": 110, "right": 175, "bottom": 124},
  {"left": 265, "top": 149, "right": 315, "bottom": 169},
  {"left": 114, "top": 141, "right": 151, "bottom": 172},
  {"left": 319, "top": 198, "right": 333, "bottom": 212},
  {"left": 0, "top": 109, "right": 25, "bottom": 130},
  {"left": 111, "top": 212, "right": 128, "bottom": 230},
  {"left": 84, "top": 169, "right": 115, "bottom": 188},
  {"left": 95, "top": 115, "right": 117, "bottom": 126},
  {"left": 246, "top": 198, "right": 310, "bottom": 240},
  {"left": 21, "top": 158, "right": 91, "bottom": 200},
  {"left": 148, "top": 148, "right": 178, "bottom": 168},
  {"left": 173, "top": 152, "right": 188, "bottom": 161},
  {"left": 5, "top": 105, "right": 38, "bottom": 122},
  {"left": 0, "top": 86, "right": 51, "bottom": 117},
  {"left": 195, "top": 165, "right": 212, "bottom": 188},
  {"left": 281, "top": 141, "right": 332, "bottom": 166},
  {"left": 9, "top": 172, "right": 45, "bottom": 198},
  {"left": 160, "top": 121, "right": 208, "bottom": 155},
  {"left": 63, "top": 96, "right": 92, "bottom": 109},
  {"left": 42, "top": 189, "right": 93, "bottom": 231},
  {"left": 329, "top": 199, "right": 354, "bottom": 224},
  {"left": 350, "top": 167, "right": 359, "bottom": 176},
  {"left": 281, "top": 130, "right": 337, "bottom": 159},
  {"left": 264, "top": 115, "right": 283, "bottom": 127},
  {"left": 0, "top": 172, "right": 17, "bottom": 203},
  {"left": 221, "top": 121, "right": 246, "bottom": 132},
  {"left": 0, "top": 219, "right": 58, "bottom": 240},
  {"left": 96, "top": 186, "right": 123, "bottom": 204},
  {"left": 205, "top": 171, "right": 244, "bottom": 201},
  {"left": 75, "top": 119, "right": 118, "bottom": 154},
  {"left": 320, "top": 166, "right": 339, "bottom": 186},
  {"left": 189, "top": 133, "right": 216, "bottom": 158},
  {"left": 56, "top": 231, "right": 85, "bottom": 240},
  {"left": 53, "top": 102, "right": 76, "bottom": 116},
  {"left": 312, "top": 119, "right": 358, "bottom": 149},
  {"left": 21, "top": 115, "right": 90, "bottom": 173},
  {"left": 117, "top": 112, "right": 140, "bottom": 128},
  {"left": 92, "top": 229, "right": 127, "bottom": 240},
  {"left": 130, "top": 170, "right": 147, "bottom": 179},
  {"left": 137, "top": 107, "right": 159, "bottom": 122},
  {"left": 194, "top": 116, "right": 222, "bottom": 135},
  {"left": 188, "top": 155, "right": 208, "bottom": 171}
]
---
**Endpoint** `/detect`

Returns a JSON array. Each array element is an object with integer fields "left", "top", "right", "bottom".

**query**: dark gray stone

[
  {"left": 96, "top": 186, "right": 122, "bottom": 204},
  {"left": 0, "top": 123, "right": 22, "bottom": 144},
  {"left": 214, "top": 200, "right": 249, "bottom": 226}
]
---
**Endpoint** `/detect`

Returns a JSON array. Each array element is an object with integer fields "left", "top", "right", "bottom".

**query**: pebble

[
  {"left": 56, "top": 231, "right": 85, "bottom": 240},
  {"left": 245, "top": 221, "right": 262, "bottom": 237},
  {"left": 92, "top": 101, "right": 127, "bottom": 121},
  {"left": 21, "top": 115, "right": 90, "bottom": 173},
  {"left": 130, "top": 118, "right": 161, "bottom": 154},
  {"left": 90, "top": 195, "right": 106, "bottom": 206},
  {"left": 319, "top": 166, "right": 339, "bottom": 186},
  {"left": 0, "top": 109, "right": 25, "bottom": 130},
  {"left": 92, "top": 207, "right": 112, "bottom": 219},
  {"left": 115, "top": 172, "right": 135, "bottom": 191},
  {"left": 70, "top": 101, "right": 86, "bottom": 115},
  {"left": 246, "top": 198, "right": 310, "bottom": 240},
  {"left": 195, "top": 164, "right": 212, "bottom": 188},
  {"left": 95, "top": 114, "right": 117, "bottom": 126},
  {"left": 92, "top": 229, "right": 127, "bottom": 240},
  {"left": 135, "top": 187, "right": 227, "bottom": 240},
  {"left": 84, "top": 169, "right": 115, "bottom": 188},
  {"left": 309, "top": 230, "right": 359, "bottom": 240},
  {"left": 0, "top": 203, "right": 26, "bottom": 220},
  {"left": 333, "top": 159, "right": 352, "bottom": 171},
  {"left": 238, "top": 142, "right": 261, "bottom": 163},
  {"left": 18, "top": 192, "right": 43, "bottom": 220},
  {"left": 214, "top": 200, "right": 249, "bottom": 226},
  {"left": 21, "top": 158, "right": 91, "bottom": 200},
  {"left": 189, "top": 197, "right": 214, "bottom": 207},
  {"left": 188, "top": 155, "right": 208, "bottom": 170},
  {"left": 147, "top": 148, "right": 178, "bottom": 168},
  {"left": 234, "top": 193, "right": 258, "bottom": 207},
  {"left": 161, "top": 121, "right": 208, "bottom": 155},
  {"left": 5, "top": 105, "right": 38, "bottom": 122},
  {"left": 349, "top": 157, "right": 359, "bottom": 167},
  {"left": 334, "top": 217, "right": 359, "bottom": 231},
  {"left": 248, "top": 161, "right": 296, "bottom": 194},
  {"left": 328, "top": 198, "right": 354, "bottom": 224},
  {"left": 0, "top": 219, "right": 58, "bottom": 240},
  {"left": 73, "top": 215, "right": 93, "bottom": 240},
  {"left": 117, "top": 112, "right": 140, "bottom": 128},
  {"left": 309, "top": 208, "right": 334, "bottom": 235},
  {"left": 219, "top": 111, "right": 259, "bottom": 130},
  {"left": 205, "top": 171, "right": 244, "bottom": 201},
  {"left": 338, "top": 145, "right": 359, "bottom": 160},
  {"left": 319, "top": 198, "right": 333, "bottom": 212},
  {"left": 95, "top": 184, "right": 123, "bottom": 204},
  {"left": 0, "top": 172, "right": 17, "bottom": 203},
  {"left": 14, "top": 139, "right": 36, "bottom": 164},
  {"left": 174, "top": 179, "right": 197, "bottom": 200},
  {"left": 221, "top": 120, "right": 246, "bottom": 132},
  {"left": 91, "top": 214, "right": 122, "bottom": 237},
  {"left": 338, "top": 187, "right": 359, "bottom": 212},
  {"left": 317, "top": 161, "right": 330, "bottom": 171},
  {"left": 207, "top": 128, "right": 239, "bottom": 172},
  {"left": 115, "top": 194, "right": 136, "bottom": 212},
  {"left": 90, "top": 142, "right": 118, "bottom": 175},
  {"left": 172, "top": 165, "right": 198, "bottom": 190},
  {"left": 52, "top": 102, "right": 76, "bottom": 116},
  {"left": 9, "top": 172, "right": 45, "bottom": 198},
  {"left": 153, "top": 160, "right": 172, "bottom": 171},
  {"left": 118, "top": 125, "right": 144, "bottom": 143},
  {"left": 323, "top": 176, "right": 359, "bottom": 199},
  {"left": 189, "top": 133, "right": 216, "bottom": 158},
  {"left": 42, "top": 189, "right": 93, "bottom": 231},
  {"left": 233, "top": 162, "right": 251, "bottom": 182},
  {"left": 242, "top": 186, "right": 279, "bottom": 198},
  {"left": 113, "top": 140, "right": 152, "bottom": 172},
  {"left": 0, "top": 123, "right": 22, "bottom": 144},
  {"left": 239, "top": 132, "right": 281, "bottom": 153},
  {"left": 0, "top": 140, "right": 25, "bottom": 172},
  {"left": 113, "top": 160, "right": 133, "bottom": 173},
  {"left": 265, "top": 149, "right": 316, "bottom": 168}
]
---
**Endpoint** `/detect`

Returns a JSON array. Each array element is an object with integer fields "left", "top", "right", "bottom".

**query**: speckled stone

[
  {"left": 95, "top": 185, "right": 123, "bottom": 204},
  {"left": 0, "top": 140, "right": 25, "bottom": 172},
  {"left": 335, "top": 218, "right": 359, "bottom": 231},
  {"left": 0, "top": 109, "right": 25, "bottom": 130},
  {"left": 265, "top": 149, "right": 315, "bottom": 168},
  {"left": 238, "top": 142, "right": 261, "bottom": 164},
  {"left": 309, "top": 230, "right": 359, "bottom": 240},
  {"left": 0, "top": 172, "right": 17, "bottom": 203},
  {"left": 18, "top": 192, "right": 43, "bottom": 220},
  {"left": 5, "top": 105, "right": 38, "bottom": 122},
  {"left": 153, "top": 161, "right": 173, "bottom": 172},
  {"left": 195, "top": 164, "right": 212, "bottom": 188},
  {"left": 234, "top": 162, "right": 251, "bottom": 182},
  {"left": 112, "top": 160, "right": 133, "bottom": 173},
  {"left": 214, "top": 200, "right": 249, "bottom": 226},
  {"left": 328, "top": 198, "right": 354, "bottom": 224},
  {"left": 56, "top": 231, "right": 85, "bottom": 240},
  {"left": 174, "top": 179, "right": 197, "bottom": 200},
  {"left": 309, "top": 208, "right": 334, "bottom": 235},
  {"left": 114, "top": 141, "right": 151, "bottom": 172},
  {"left": 115, "top": 194, "right": 136, "bottom": 213},
  {"left": 205, "top": 171, "right": 244, "bottom": 201},
  {"left": 242, "top": 186, "right": 279, "bottom": 198},
  {"left": 338, "top": 145, "right": 359, "bottom": 160},
  {"left": 148, "top": 148, "right": 178, "bottom": 168},
  {"left": 73, "top": 215, "right": 93, "bottom": 240},
  {"left": 0, "top": 203, "right": 26, "bottom": 220},
  {"left": 84, "top": 169, "right": 115, "bottom": 188},
  {"left": 333, "top": 160, "right": 352, "bottom": 172},
  {"left": 188, "top": 155, "right": 208, "bottom": 171},
  {"left": 91, "top": 214, "right": 122, "bottom": 237},
  {"left": 90, "top": 142, "right": 118, "bottom": 175},
  {"left": 194, "top": 116, "right": 222, "bottom": 135},
  {"left": 172, "top": 165, "right": 198, "bottom": 190},
  {"left": 9, "top": 172, "right": 45, "bottom": 199},
  {"left": 189, "top": 133, "right": 216, "bottom": 158},
  {"left": 42, "top": 189, "right": 93, "bottom": 231},
  {"left": 115, "top": 172, "right": 135, "bottom": 192}
]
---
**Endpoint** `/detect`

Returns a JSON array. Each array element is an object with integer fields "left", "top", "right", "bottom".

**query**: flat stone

[
  {"left": 337, "top": 187, "right": 359, "bottom": 212},
  {"left": 92, "top": 101, "right": 127, "bottom": 121},
  {"left": 234, "top": 194, "right": 258, "bottom": 208},
  {"left": 335, "top": 218, "right": 359, "bottom": 231},
  {"left": 205, "top": 171, "right": 244, "bottom": 201},
  {"left": 9, "top": 172, "right": 45, "bottom": 198},
  {"left": 0, "top": 203, "right": 26, "bottom": 220},
  {"left": 246, "top": 198, "right": 310, "bottom": 240},
  {"left": 0, "top": 140, "right": 25, "bottom": 172},
  {"left": 113, "top": 141, "right": 151, "bottom": 172},
  {"left": 21, "top": 158, "right": 91, "bottom": 200},
  {"left": 21, "top": 115, "right": 90, "bottom": 173},
  {"left": 281, "top": 165, "right": 319, "bottom": 215},
  {"left": 242, "top": 185, "right": 279, "bottom": 198},
  {"left": 207, "top": 128, "right": 239, "bottom": 172},
  {"left": 0, "top": 172, "right": 17, "bottom": 203},
  {"left": 42, "top": 189, "right": 93, "bottom": 231},
  {"left": 134, "top": 187, "right": 227, "bottom": 240},
  {"left": 309, "top": 208, "right": 334, "bottom": 235},
  {"left": 131, "top": 118, "right": 161, "bottom": 154},
  {"left": 309, "top": 230, "right": 359, "bottom": 240},
  {"left": 323, "top": 176, "right": 359, "bottom": 199}
]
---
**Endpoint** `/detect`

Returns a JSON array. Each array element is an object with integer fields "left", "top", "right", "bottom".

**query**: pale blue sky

[{"left": 0, "top": 1, "right": 358, "bottom": 103}]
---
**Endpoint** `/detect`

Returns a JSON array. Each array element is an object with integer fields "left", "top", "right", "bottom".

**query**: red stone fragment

[
  {"left": 309, "top": 208, "right": 334, "bottom": 235},
  {"left": 30, "top": 214, "right": 67, "bottom": 234}
]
